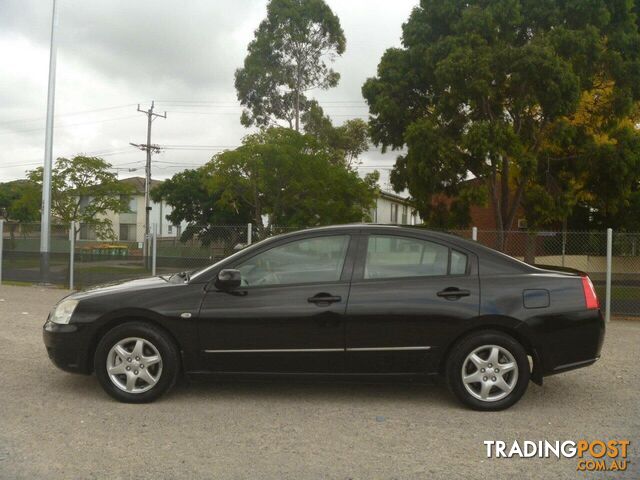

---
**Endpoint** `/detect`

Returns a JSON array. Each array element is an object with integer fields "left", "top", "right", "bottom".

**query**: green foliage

[
  {"left": 0, "top": 179, "right": 40, "bottom": 222},
  {"left": 363, "top": 0, "right": 640, "bottom": 240},
  {"left": 302, "top": 101, "right": 369, "bottom": 166},
  {"left": 151, "top": 168, "right": 252, "bottom": 244},
  {"left": 536, "top": 81, "right": 640, "bottom": 231},
  {"left": 206, "top": 128, "right": 376, "bottom": 230},
  {"left": 27, "top": 156, "right": 134, "bottom": 239},
  {"left": 235, "top": 0, "right": 346, "bottom": 130}
]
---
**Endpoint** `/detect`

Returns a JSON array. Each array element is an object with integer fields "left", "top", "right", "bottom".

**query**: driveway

[{"left": 0, "top": 284, "right": 638, "bottom": 479}]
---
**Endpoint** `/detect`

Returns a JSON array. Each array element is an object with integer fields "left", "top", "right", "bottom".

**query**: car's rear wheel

[
  {"left": 446, "top": 330, "right": 530, "bottom": 411},
  {"left": 94, "top": 322, "right": 180, "bottom": 403}
]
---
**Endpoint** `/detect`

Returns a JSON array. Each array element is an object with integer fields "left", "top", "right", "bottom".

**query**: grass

[
  {"left": 77, "top": 266, "right": 149, "bottom": 275},
  {"left": 595, "top": 285, "right": 640, "bottom": 301},
  {"left": 0, "top": 280, "right": 39, "bottom": 287}
]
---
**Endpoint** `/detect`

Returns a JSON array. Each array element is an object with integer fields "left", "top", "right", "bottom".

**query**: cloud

[{"left": 0, "top": 0, "right": 417, "bottom": 191}]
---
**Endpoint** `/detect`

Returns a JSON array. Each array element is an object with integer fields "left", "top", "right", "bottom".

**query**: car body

[{"left": 43, "top": 225, "right": 605, "bottom": 409}]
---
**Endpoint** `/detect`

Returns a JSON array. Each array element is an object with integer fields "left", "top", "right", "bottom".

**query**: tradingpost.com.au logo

[{"left": 484, "top": 440, "right": 631, "bottom": 472}]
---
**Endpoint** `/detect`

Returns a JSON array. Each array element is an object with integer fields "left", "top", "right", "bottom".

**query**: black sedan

[{"left": 43, "top": 225, "right": 604, "bottom": 410}]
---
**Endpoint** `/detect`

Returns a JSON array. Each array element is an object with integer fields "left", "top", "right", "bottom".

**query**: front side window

[
  {"left": 364, "top": 235, "right": 450, "bottom": 279},
  {"left": 236, "top": 235, "right": 350, "bottom": 287}
]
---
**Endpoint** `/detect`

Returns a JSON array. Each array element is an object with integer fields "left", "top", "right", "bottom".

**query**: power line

[
  {"left": 166, "top": 110, "right": 368, "bottom": 118},
  {"left": 0, "top": 104, "right": 138, "bottom": 126},
  {"left": 0, "top": 114, "right": 140, "bottom": 136},
  {"left": 155, "top": 99, "right": 368, "bottom": 104}
]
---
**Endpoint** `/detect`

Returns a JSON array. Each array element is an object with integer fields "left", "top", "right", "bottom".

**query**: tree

[
  {"left": 0, "top": 179, "right": 40, "bottom": 243},
  {"left": 27, "top": 156, "right": 134, "bottom": 239},
  {"left": 363, "top": 0, "right": 640, "bottom": 249},
  {"left": 206, "top": 127, "right": 377, "bottom": 231},
  {"left": 0, "top": 179, "right": 40, "bottom": 222},
  {"left": 528, "top": 80, "right": 640, "bottom": 231},
  {"left": 150, "top": 169, "right": 252, "bottom": 245},
  {"left": 302, "top": 101, "right": 369, "bottom": 167},
  {"left": 235, "top": 0, "right": 346, "bottom": 131}
]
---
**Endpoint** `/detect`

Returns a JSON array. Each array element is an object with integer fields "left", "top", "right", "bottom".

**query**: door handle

[
  {"left": 437, "top": 288, "right": 471, "bottom": 300},
  {"left": 308, "top": 293, "right": 342, "bottom": 305}
]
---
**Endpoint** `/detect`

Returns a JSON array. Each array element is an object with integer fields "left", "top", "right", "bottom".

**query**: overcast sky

[{"left": 0, "top": 0, "right": 417, "bottom": 190}]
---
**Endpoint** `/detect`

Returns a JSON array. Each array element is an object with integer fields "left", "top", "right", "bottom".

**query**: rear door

[{"left": 345, "top": 232, "right": 480, "bottom": 373}]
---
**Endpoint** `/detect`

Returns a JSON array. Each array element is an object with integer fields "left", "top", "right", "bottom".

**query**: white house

[
  {"left": 79, "top": 177, "right": 186, "bottom": 242},
  {"left": 370, "top": 190, "right": 421, "bottom": 225}
]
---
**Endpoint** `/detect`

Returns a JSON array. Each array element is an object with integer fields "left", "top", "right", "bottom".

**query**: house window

[
  {"left": 119, "top": 224, "right": 136, "bottom": 241},
  {"left": 401, "top": 205, "right": 408, "bottom": 224},
  {"left": 168, "top": 224, "right": 173, "bottom": 234},
  {"left": 78, "top": 196, "right": 92, "bottom": 212},
  {"left": 121, "top": 195, "right": 137, "bottom": 213},
  {"left": 79, "top": 223, "right": 97, "bottom": 240},
  {"left": 390, "top": 203, "right": 398, "bottom": 223}
]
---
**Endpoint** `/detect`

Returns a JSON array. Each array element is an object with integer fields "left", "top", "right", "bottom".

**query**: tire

[
  {"left": 446, "top": 330, "right": 530, "bottom": 411},
  {"left": 94, "top": 322, "right": 180, "bottom": 403}
]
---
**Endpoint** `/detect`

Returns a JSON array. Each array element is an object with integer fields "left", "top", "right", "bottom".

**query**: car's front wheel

[
  {"left": 94, "top": 322, "right": 180, "bottom": 403},
  {"left": 446, "top": 330, "right": 530, "bottom": 411}
]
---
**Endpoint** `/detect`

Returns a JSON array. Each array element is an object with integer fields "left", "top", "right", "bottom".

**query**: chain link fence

[
  {"left": 447, "top": 229, "right": 638, "bottom": 317},
  {"left": 1, "top": 222, "right": 638, "bottom": 316}
]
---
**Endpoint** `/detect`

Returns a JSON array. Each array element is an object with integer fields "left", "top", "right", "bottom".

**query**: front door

[
  {"left": 345, "top": 233, "right": 480, "bottom": 374},
  {"left": 197, "top": 234, "right": 355, "bottom": 373}
]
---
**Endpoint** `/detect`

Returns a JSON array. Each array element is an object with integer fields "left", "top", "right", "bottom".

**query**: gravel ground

[{"left": 0, "top": 284, "right": 638, "bottom": 479}]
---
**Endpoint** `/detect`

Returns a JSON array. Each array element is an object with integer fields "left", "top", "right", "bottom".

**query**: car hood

[{"left": 70, "top": 276, "right": 171, "bottom": 300}]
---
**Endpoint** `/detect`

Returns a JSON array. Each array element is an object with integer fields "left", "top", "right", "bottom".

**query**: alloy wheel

[
  {"left": 106, "top": 337, "right": 163, "bottom": 394},
  {"left": 461, "top": 344, "right": 519, "bottom": 402}
]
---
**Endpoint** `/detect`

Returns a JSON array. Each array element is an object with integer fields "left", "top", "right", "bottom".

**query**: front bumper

[{"left": 43, "top": 321, "right": 92, "bottom": 374}]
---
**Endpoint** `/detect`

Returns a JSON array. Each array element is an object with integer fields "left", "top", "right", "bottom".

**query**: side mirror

[{"left": 215, "top": 269, "right": 242, "bottom": 290}]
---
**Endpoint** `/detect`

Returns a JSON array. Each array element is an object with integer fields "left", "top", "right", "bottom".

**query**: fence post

[
  {"left": 69, "top": 221, "right": 75, "bottom": 290},
  {"left": 152, "top": 224, "right": 157, "bottom": 276},
  {"left": 0, "top": 219, "right": 4, "bottom": 285},
  {"left": 471, "top": 226, "right": 478, "bottom": 241},
  {"left": 247, "top": 223, "right": 252, "bottom": 245},
  {"left": 604, "top": 228, "right": 612, "bottom": 323}
]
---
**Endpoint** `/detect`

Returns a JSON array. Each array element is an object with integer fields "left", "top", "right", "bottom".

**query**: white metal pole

[
  {"left": 40, "top": 0, "right": 58, "bottom": 281},
  {"left": 0, "top": 219, "right": 4, "bottom": 285},
  {"left": 472, "top": 226, "right": 478, "bottom": 241},
  {"left": 69, "top": 221, "right": 75, "bottom": 290},
  {"left": 247, "top": 223, "right": 252, "bottom": 245},
  {"left": 151, "top": 225, "right": 157, "bottom": 276},
  {"left": 605, "top": 228, "right": 612, "bottom": 322}
]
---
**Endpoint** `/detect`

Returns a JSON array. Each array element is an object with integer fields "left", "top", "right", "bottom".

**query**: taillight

[{"left": 581, "top": 275, "right": 599, "bottom": 310}]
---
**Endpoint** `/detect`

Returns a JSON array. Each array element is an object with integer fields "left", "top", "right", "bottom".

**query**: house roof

[
  {"left": 378, "top": 190, "right": 414, "bottom": 205},
  {"left": 118, "top": 176, "right": 164, "bottom": 195}
]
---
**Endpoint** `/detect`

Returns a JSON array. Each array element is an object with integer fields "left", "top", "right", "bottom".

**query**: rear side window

[
  {"left": 365, "top": 235, "right": 449, "bottom": 279},
  {"left": 450, "top": 250, "right": 468, "bottom": 275}
]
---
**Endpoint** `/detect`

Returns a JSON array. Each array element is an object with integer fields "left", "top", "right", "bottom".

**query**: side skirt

[{"left": 184, "top": 371, "right": 441, "bottom": 384}]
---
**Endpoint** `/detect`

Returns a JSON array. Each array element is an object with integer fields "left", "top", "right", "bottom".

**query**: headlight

[{"left": 50, "top": 299, "right": 79, "bottom": 324}]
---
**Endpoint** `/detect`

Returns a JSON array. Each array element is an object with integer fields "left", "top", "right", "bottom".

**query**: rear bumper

[
  {"left": 43, "top": 321, "right": 92, "bottom": 374},
  {"left": 552, "top": 356, "right": 600, "bottom": 374},
  {"left": 526, "top": 309, "right": 605, "bottom": 378}
]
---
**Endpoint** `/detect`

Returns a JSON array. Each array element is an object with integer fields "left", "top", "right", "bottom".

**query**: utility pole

[
  {"left": 40, "top": 0, "right": 58, "bottom": 283},
  {"left": 131, "top": 101, "right": 166, "bottom": 266}
]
